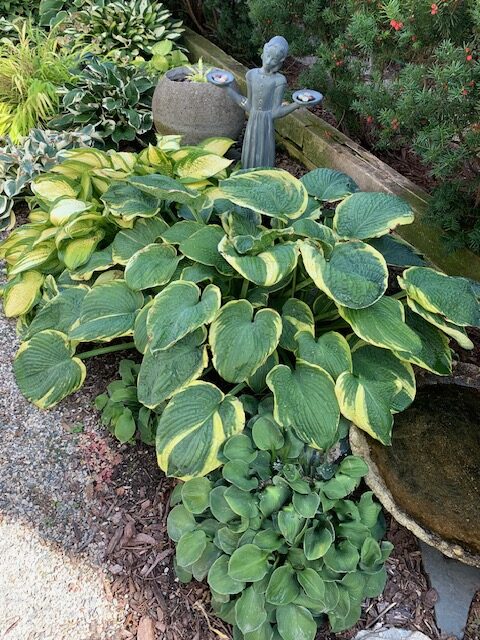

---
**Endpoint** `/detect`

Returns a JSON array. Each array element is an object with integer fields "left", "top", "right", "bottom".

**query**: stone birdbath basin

[{"left": 350, "top": 362, "right": 480, "bottom": 568}]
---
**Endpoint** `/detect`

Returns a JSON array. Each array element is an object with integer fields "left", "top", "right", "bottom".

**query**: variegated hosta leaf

[
  {"left": 127, "top": 174, "right": 201, "bottom": 205},
  {"left": 147, "top": 281, "right": 221, "bottom": 352},
  {"left": 70, "top": 245, "right": 115, "bottom": 281},
  {"left": 291, "top": 219, "right": 336, "bottom": 255},
  {"left": 300, "top": 168, "right": 358, "bottom": 202},
  {"left": 368, "top": 235, "right": 425, "bottom": 268},
  {"left": 394, "top": 307, "right": 452, "bottom": 375},
  {"left": 219, "top": 237, "right": 299, "bottom": 287},
  {"left": 24, "top": 287, "right": 88, "bottom": 340},
  {"left": 199, "top": 137, "right": 235, "bottom": 156},
  {"left": 295, "top": 331, "right": 352, "bottom": 381},
  {"left": 179, "top": 225, "right": 234, "bottom": 275},
  {"left": 49, "top": 199, "right": 92, "bottom": 226},
  {"left": 279, "top": 299, "right": 315, "bottom": 352},
  {"left": 160, "top": 220, "right": 203, "bottom": 245},
  {"left": 338, "top": 298, "right": 422, "bottom": 356},
  {"left": 398, "top": 267, "right": 479, "bottom": 328},
  {"left": 218, "top": 169, "right": 308, "bottom": 220},
  {"left": 60, "top": 231, "right": 105, "bottom": 271},
  {"left": 174, "top": 148, "right": 233, "bottom": 179},
  {"left": 299, "top": 240, "right": 388, "bottom": 309},
  {"left": 406, "top": 298, "right": 474, "bottom": 350},
  {"left": 231, "top": 227, "right": 294, "bottom": 256},
  {"left": 69, "top": 280, "right": 144, "bottom": 342},
  {"left": 112, "top": 217, "right": 169, "bottom": 265},
  {"left": 350, "top": 343, "right": 416, "bottom": 412},
  {"left": 2, "top": 271, "right": 44, "bottom": 318},
  {"left": 156, "top": 382, "right": 245, "bottom": 480},
  {"left": 247, "top": 351, "right": 279, "bottom": 393},
  {"left": 333, "top": 192, "right": 414, "bottom": 240},
  {"left": 133, "top": 299, "right": 153, "bottom": 354},
  {"left": 31, "top": 174, "right": 79, "bottom": 203},
  {"left": 209, "top": 300, "right": 282, "bottom": 383},
  {"left": 8, "top": 241, "right": 57, "bottom": 276},
  {"left": 137, "top": 328, "right": 208, "bottom": 408},
  {"left": 335, "top": 372, "right": 400, "bottom": 445},
  {"left": 14, "top": 330, "right": 86, "bottom": 409},
  {"left": 313, "top": 292, "right": 339, "bottom": 322},
  {"left": 101, "top": 182, "right": 160, "bottom": 220},
  {"left": 266, "top": 361, "right": 340, "bottom": 450},
  {"left": 124, "top": 243, "right": 181, "bottom": 291}
]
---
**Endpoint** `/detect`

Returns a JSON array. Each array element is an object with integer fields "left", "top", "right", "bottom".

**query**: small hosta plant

[
  {"left": 49, "top": 58, "right": 156, "bottom": 147},
  {"left": 167, "top": 424, "right": 393, "bottom": 634},
  {"left": 0, "top": 126, "right": 96, "bottom": 231}
]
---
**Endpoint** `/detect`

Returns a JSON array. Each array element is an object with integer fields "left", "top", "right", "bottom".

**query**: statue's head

[{"left": 262, "top": 36, "right": 288, "bottom": 72}]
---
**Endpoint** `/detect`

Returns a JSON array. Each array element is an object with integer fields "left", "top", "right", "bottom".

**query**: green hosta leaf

[
  {"left": 279, "top": 299, "right": 314, "bottom": 351},
  {"left": 394, "top": 307, "right": 452, "bottom": 375},
  {"left": 223, "top": 460, "right": 259, "bottom": 491},
  {"left": 351, "top": 343, "right": 416, "bottom": 412},
  {"left": 313, "top": 291, "right": 340, "bottom": 321},
  {"left": 276, "top": 604, "right": 316, "bottom": 640},
  {"left": 133, "top": 299, "right": 153, "bottom": 354},
  {"left": 114, "top": 408, "right": 136, "bottom": 443},
  {"left": 160, "top": 220, "right": 204, "bottom": 244},
  {"left": 299, "top": 240, "right": 388, "bottom": 309},
  {"left": 128, "top": 174, "right": 201, "bottom": 204},
  {"left": 191, "top": 541, "right": 222, "bottom": 581},
  {"left": 102, "top": 182, "right": 160, "bottom": 220},
  {"left": 339, "top": 297, "right": 422, "bottom": 356},
  {"left": 399, "top": 267, "right": 479, "bottom": 327},
  {"left": 176, "top": 530, "right": 207, "bottom": 567},
  {"left": 225, "top": 486, "right": 258, "bottom": 519},
  {"left": 267, "top": 361, "right": 340, "bottom": 450},
  {"left": 368, "top": 235, "right": 426, "bottom": 267},
  {"left": 24, "top": 287, "right": 88, "bottom": 339},
  {"left": 335, "top": 372, "right": 399, "bottom": 444},
  {"left": 216, "top": 527, "right": 242, "bottom": 554},
  {"left": 124, "top": 243, "right": 181, "bottom": 291},
  {"left": 14, "top": 330, "right": 86, "bottom": 409},
  {"left": 252, "top": 415, "right": 284, "bottom": 451},
  {"left": 247, "top": 351, "right": 279, "bottom": 394},
  {"left": 278, "top": 506, "right": 306, "bottom": 544},
  {"left": 293, "top": 492, "right": 320, "bottom": 518},
  {"left": 218, "top": 169, "right": 308, "bottom": 220},
  {"left": 235, "top": 587, "right": 268, "bottom": 634},
  {"left": 259, "top": 484, "right": 291, "bottom": 518},
  {"left": 303, "top": 526, "right": 333, "bottom": 560},
  {"left": 148, "top": 281, "right": 221, "bottom": 351},
  {"left": 265, "top": 565, "right": 300, "bottom": 606},
  {"left": 324, "top": 540, "right": 359, "bottom": 573},
  {"left": 167, "top": 504, "right": 196, "bottom": 542},
  {"left": 228, "top": 544, "right": 270, "bottom": 582},
  {"left": 209, "top": 486, "right": 237, "bottom": 523},
  {"left": 179, "top": 225, "right": 234, "bottom": 275},
  {"left": 219, "top": 237, "right": 299, "bottom": 287},
  {"left": 210, "top": 300, "right": 282, "bottom": 383},
  {"left": 208, "top": 555, "right": 245, "bottom": 595},
  {"left": 254, "top": 529, "right": 283, "bottom": 552},
  {"left": 69, "top": 281, "right": 144, "bottom": 343},
  {"left": 407, "top": 298, "right": 473, "bottom": 349},
  {"left": 338, "top": 456, "right": 369, "bottom": 478},
  {"left": 297, "top": 568, "right": 326, "bottom": 602},
  {"left": 181, "top": 477, "right": 212, "bottom": 514},
  {"left": 112, "top": 217, "right": 169, "bottom": 265},
  {"left": 295, "top": 331, "right": 352, "bottom": 380},
  {"left": 223, "top": 433, "right": 257, "bottom": 463},
  {"left": 334, "top": 192, "right": 414, "bottom": 240},
  {"left": 300, "top": 168, "right": 358, "bottom": 202},
  {"left": 156, "top": 382, "right": 245, "bottom": 480}
]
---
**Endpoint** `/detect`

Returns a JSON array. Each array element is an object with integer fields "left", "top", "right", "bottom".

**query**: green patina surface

[{"left": 184, "top": 29, "right": 480, "bottom": 280}]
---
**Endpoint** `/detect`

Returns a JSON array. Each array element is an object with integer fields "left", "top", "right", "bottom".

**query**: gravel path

[{"left": 0, "top": 310, "right": 125, "bottom": 639}]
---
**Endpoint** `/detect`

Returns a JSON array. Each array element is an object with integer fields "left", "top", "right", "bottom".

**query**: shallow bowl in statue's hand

[{"left": 292, "top": 89, "right": 323, "bottom": 106}]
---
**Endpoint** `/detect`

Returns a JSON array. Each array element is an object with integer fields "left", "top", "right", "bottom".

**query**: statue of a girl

[{"left": 209, "top": 36, "right": 321, "bottom": 168}]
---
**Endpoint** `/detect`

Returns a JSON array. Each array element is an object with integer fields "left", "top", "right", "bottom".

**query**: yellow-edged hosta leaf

[
  {"left": 179, "top": 225, "right": 235, "bottom": 276},
  {"left": 218, "top": 169, "right": 308, "bottom": 220},
  {"left": 279, "top": 299, "right": 315, "bottom": 352},
  {"left": 70, "top": 245, "right": 115, "bottom": 280},
  {"left": 333, "top": 192, "right": 414, "bottom": 240},
  {"left": 291, "top": 219, "right": 336, "bottom": 254},
  {"left": 31, "top": 175, "right": 79, "bottom": 202},
  {"left": 300, "top": 168, "right": 358, "bottom": 202},
  {"left": 49, "top": 199, "right": 92, "bottom": 226},
  {"left": 299, "top": 240, "right": 388, "bottom": 309},
  {"left": 125, "top": 243, "right": 181, "bottom": 291},
  {"left": 209, "top": 300, "right": 282, "bottom": 383},
  {"left": 24, "top": 287, "right": 88, "bottom": 339},
  {"left": 148, "top": 281, "right": 221, "bottom": 351},
  {"left": 394, "top": 307, "right": 452, "bottom": 375},
  {"left": 127, "top": 174, "right": 201, "bottom": 205},
  {"left": 109, "top": 151, "right": 137, "bottom": 172},
  {"left": 335, "top": 372, "right": 400, "bottom": 445},
  {"left": 295, "top": 331, "right": 352, "bottom": 381},
  {"left": 266, "top": 361, "right": 340, "bottom": 450},
  {"left": 399, "top": 267, "right": 479, "bottom": 328},
  {"left": 69, "top": 280, "right": 144, "bottom": 343},
  {"left": 14, "top": 330, "right": 86, "bottom": 409},
  {"left": 350, "top": 342, "right": 416, "bottom": 412},
  {"left": 247, "top": 351, "right": 279, "bottom": 394},
  {"left": 8, "top": 241, "right": 57, "bottom": 276},
  {"left": 61, "top": 231, "right": 105, "bottom": 271},
  {"left": 112, "top": 217, "right": 169, "bottom": 265},
  {"left": 338, "top": 298, "right": 422, "bottom": 356},
  {"left": 160, "top": 220, "right": 204, "bottom": 245},
  {"left": 406, "top": 297, "right": 473, "bottom": 350},
  {"left": 219, "top": 237, "right": 298, "bottom": 287},
  {"left": 101, "top": 182, "right": 160, "bottom": 220},
  {"left": 60, "top": 148, "right": 111, "bottom": 168},
  {"left": 199, "top": 137, "right": 235, "bottom": 156},
  {"left": 156, "top": 381, "right": 245, "bottom": 480},
  {"left": 138, "top": 327, "right": 208, "bottom": 408},
  {"left": 174, "top": 149, "right": 233, "bottom": 179},
  {"left": 3, "top": 271, "right": 44, "bottom": 317}
]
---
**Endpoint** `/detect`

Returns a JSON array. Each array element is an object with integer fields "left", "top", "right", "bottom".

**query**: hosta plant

[
  {"left": 49, "top": 58, "right": 156, "bottom": 148},
  {"left": 63, "top": 0, "right": 184, "bottom": 64},
  {"left": 0, "top": 126, "right": 97, "bottom": 231},
  {"left": 167, "top": 423, "right": 393, "bottom": 635}
]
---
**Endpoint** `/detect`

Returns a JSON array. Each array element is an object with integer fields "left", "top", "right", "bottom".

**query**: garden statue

[{"left": 207, "top": 36, "right": 322, "bottom": 168}]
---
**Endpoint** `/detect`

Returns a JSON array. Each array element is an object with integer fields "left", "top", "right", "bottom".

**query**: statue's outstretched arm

[
  {"left": 272, "top": 81, "right": 301, "bottom": 119},
  {"left": 226, "top": 86, "right": 251, "bottom": 112}
]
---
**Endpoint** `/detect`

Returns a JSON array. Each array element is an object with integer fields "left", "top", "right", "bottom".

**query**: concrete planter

[{"left": 152, "top": 67, "right": 245, "bottom": 145}]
